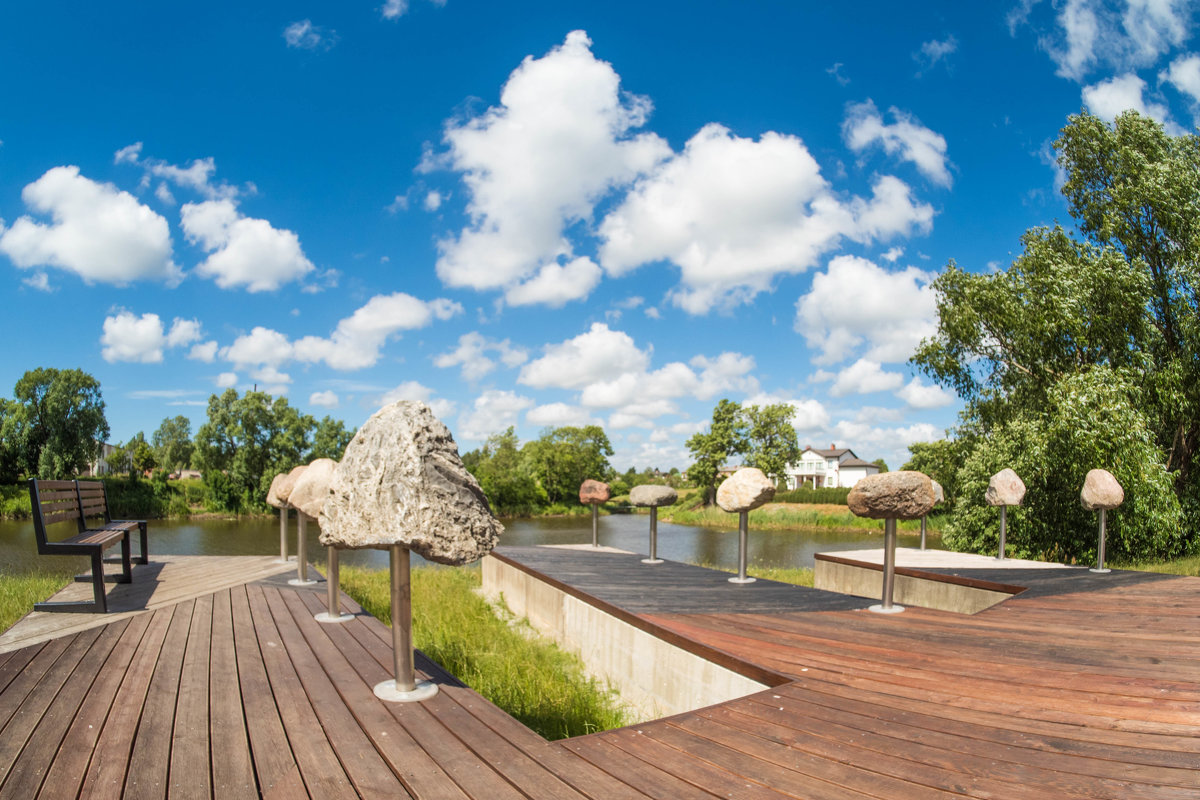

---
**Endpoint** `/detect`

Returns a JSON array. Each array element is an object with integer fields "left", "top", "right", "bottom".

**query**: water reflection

[{"left": 0, "top": 512, "right": 940, "bottom": 577}]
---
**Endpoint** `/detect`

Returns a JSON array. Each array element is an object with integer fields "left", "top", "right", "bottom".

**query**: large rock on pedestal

[
  {"left": 848, "top": 471, "right": 936, "bottom": 520},
  {"left": 579, "top": 480, "right": 611, "bottom": 505},
  {"left": 931, "top": 479, "right": 945, "bottom": 505},
  {"left": 716, "top": 468, "right": 775, "bottom": 513},
  {"left": 267, "top": 465, "right": 307, "bottom": 509},
  {"left": 290, "top": 459, "right": 337, "bottom": 519},
  {"left": 987, "top": 469, "right": 1026, "bottom": 507},
  {"left": 1081, "top": 469, "right": 1124, "bottom": 511},
  {"left": 629, "top": 484, "right": 677, "bottom": 508},
  {"left": 318, "top": 401, "right": 503, "bottom": 565}
]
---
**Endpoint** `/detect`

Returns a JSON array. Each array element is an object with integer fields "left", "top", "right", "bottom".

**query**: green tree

[
  {"left": 126, "top": 432, "right": 157, "bottom": 477},
  {"left": 742, "top": 403, "right": 801, "bottom": 485},
  {"left": 687, "top": 399, "right": 747, "bottom": 504},
  {"left": 913, "top": 110, "right": 1200, "bottom": 562},
  {"left": 8, "top": 367, "right": 109, "bottom": 478},
  {"left": 152, "top": 415, "right": 193, "bottom": 474},
  {"left": 523, "top": 425, "right": 614, "bottom": 505},
  {"left": 902, "top": 439, "right": 965, "bottom": 508},
  {"left": 462, "top": 427, "right": 546, "bottom": 514},
  {"left": 0, "top": 400, "right": 22, "bottom": 483},
  {"left": 309, "top": 416, "right": 355, "bottom": 461}
]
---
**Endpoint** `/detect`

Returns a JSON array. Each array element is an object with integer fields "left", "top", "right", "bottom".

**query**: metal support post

[
  {"left": 374, "top": 545, "right": 438, "bottom": 702},
  {"left": 315, "top": 546, "right": 353, "bottom": 623},
  {"left": 288, "top": 513, "right": 317, "bottom": 586},
  {"left": 641, "top": 507, "right": 663, "bottom": 564},
  {"left": 996, "top": 505, "right": 1007, "bottom": 560},
  {"left": 728, "top": 510, "right": 756, "bottom": 584},
  {"left": 920, "top": 515, "right": 927, "bottom": 550},
  {"left": 278, "top": 506, "right": 290, "bottom": 563},
  {"left": 1090, "top": 508, "right": 1111, "bottom": 574},
  {"left": 591, "top": 503, "right": 599, "bottom": 548},
  {"left": 869, "top": 518, "right": 904, "bottom": 614}
]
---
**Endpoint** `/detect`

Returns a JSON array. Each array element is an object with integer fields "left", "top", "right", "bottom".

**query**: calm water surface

[{"left": 0, "top": 513, "right": 939, "bottom": 576}]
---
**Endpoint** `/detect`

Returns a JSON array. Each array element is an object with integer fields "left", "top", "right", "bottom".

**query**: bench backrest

[
  {"left": 75, "top": 480, "right": 112, "bottom": 524},
  {"left": 28, "top": 479, "right": 86, "bottom": 550}
]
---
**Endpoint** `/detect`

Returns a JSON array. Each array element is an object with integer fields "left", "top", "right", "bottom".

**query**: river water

[{"left": 0, "top": 512, "right": 936, "bottom": 576}]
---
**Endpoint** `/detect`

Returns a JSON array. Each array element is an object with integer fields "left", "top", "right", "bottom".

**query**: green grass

[
  {"left": 1116, "top": 553, "right": 1200, "bottom": 576},
  {"left": 0, "top": 570, "right": 72, "bottom": 633},
  {"left": 662, "top": 502, "right": 947, "bottom": 535},
  {"left": 685, "top": 560, "right": 815, "bottom": 586},
  {"left": 338, "top": 564, "right": 629, "bottom": 740}
]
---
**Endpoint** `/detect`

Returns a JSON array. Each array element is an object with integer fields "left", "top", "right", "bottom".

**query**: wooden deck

[{"left": 0, "top": 547, "right": 1197, "bottom": 798}]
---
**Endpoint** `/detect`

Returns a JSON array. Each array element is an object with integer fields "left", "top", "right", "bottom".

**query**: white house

[{"left": 784, "top": 445, "right": 880, "bottom": 489}]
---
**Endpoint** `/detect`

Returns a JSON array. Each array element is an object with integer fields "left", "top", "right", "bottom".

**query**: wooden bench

[{"left": 28, "top": 479, "right": 149, "bottom": 613}]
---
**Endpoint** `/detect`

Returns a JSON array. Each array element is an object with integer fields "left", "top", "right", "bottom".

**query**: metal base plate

[
  {"left": 640, "top": 558, "right": 664, "bottom": 564},
  {"left": 728, "top": 576, "right": 757, "bottom": 584},
  {"left": 868, "top": 604, "right": 906, "bottom": 614},
  {"left": 288, "top": 577, "right": 319, "bottom": 586},
  {"left": 373, "top": 679, "right": 439, "bottom": 703},
  {"left": 1089, "top": 567, "right": 1112, "bottom": 574},
  {"left": 314, "top": 611, "right": 354, "bottom": 623}
]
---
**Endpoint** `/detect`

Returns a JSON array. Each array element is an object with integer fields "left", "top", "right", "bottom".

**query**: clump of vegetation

[
  {"left": 0, "top": 569, "right": 72, "bottom": 633},
  {"left": 773, "top": 486, "right": 851, "bottom": 505},
  {"left": 338, "top": 564, "right": 628, "bottom": 739}
]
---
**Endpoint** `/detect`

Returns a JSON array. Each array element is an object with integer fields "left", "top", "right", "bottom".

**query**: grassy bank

[
  {"left": 662, "top": 502, "right": 947, "bottom": 535},
  {"left": 1117, "top": 553, "right": 1200, "bottom": 576},
  {"left": 0, "top": 569, "right": 72, "bottom": 633},
  {"left": 338, "top": 564, "right": 628, "bottom": 739}
]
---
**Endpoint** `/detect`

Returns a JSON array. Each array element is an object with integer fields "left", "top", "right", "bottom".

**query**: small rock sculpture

[
  {"left": 1081, "top": 469, "right": 1123, "bottom": 511},
  {"left": 986, "top": 468, "right": 1026, "bottom": 507},
  {"left": 320, "top": 401, "right": 503, "bottom": 565},
  {"left": 716, "top": 467, "right": 775, "bottom": 513},
  {"left": 848, "top": 471, "right": 936, "bottom": 520},
  {"left": 630, "top": 485, "right": 676, "bottom": 565},
  {"left": 579, "top": 479, "right": 611, "bottom": 505},
  {"left": 290, "top": 459, "right": 337, "bottom": 519},
  {"left": 267, "top": 464, "right": 306, "bottom": 509}
]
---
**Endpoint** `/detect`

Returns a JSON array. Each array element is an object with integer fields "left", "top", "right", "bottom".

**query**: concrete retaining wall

[{"left": 814, "top": 558, "right": 1014, "bottom": 615}]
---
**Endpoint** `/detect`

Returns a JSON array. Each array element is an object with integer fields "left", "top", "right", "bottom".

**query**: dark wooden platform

[{"left": 0, "top": 547, "right": 1197, "bottom": 798}]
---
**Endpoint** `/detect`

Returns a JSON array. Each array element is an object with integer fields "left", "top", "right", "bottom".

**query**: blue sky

[{"left": 2, "top": 1, "right": 1198, "bottom": 470}]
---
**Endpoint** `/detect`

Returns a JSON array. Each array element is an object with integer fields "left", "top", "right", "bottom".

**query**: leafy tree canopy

[
  {"left": 686, "top": 399, "right": 747, "bottom": 503},
  {"left": 523, "top": 425, "right": 614, "bottom": 505},
  {"left": 741, "top": 403, "right": 801, "bottom": 485},
  {"left": 308, "top": 416, "right": 355, "bottom": 461},
  {"left": 7, "top": 367, "right": 109, "bottom": 479}
]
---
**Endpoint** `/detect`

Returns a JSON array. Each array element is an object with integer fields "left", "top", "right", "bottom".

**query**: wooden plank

[
  {"left": 262, "top": 587, "right": 409, "bottom": 799},
  {"left": 228, "top": 584, "right": 308, "bottom": 799},
  {"left": 80, "top": 606, "right": 175, "bottom": 800},
  {"left": 0, "top": 637, "right": 73, "bottom": 733},
  {"left": 208, "top": 589, "right": 257, "bottom": 799},
  {"left": 562, "top": 735, "right": 718, "bottom": 800},
  {"left": 169, "top": 592, "right": 213, "bottom": 800},
  {"left": 123, "top": 599, "right": 195, "bottom": 800}
]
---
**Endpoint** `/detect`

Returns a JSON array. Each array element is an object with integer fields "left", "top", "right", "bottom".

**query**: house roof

[
  {"left": 803, "top": 447, "right": 854, "bottom": 458},
  {"left": 840, "top": 457, "right": 878, "bottom": 468}
]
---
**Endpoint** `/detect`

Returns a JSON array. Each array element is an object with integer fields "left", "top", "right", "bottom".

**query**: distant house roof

[
  {"left": 840, "top": 457, "right": 878, "bottom": 468},
  {"left": 802, "top": 447, "right": 854, "bottom": 459}
]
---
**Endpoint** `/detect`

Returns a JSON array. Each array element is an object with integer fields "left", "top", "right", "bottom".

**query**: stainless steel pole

[
  {"left": 997, "top": 505, "right": 1007, "bottom": 560},
  {"left": 1091, "top": 508, "right": 1111, "bottom": 573},
  {"left": 641, "top": 507, "right": 663, "bottom": 564},
  {"left": 392, "top": 544, "right": 415, "bottom": 692},
  {"left": 288, "top": 513, "right": 317, "bottom": 586},
  {"left": 591, "top": 503, "right": 599, "bottom": 548},
  {"left": 327, "top": 546, "right": 339, "bottom": 616},
  {"left": 728, "top": 510, "right": 756, "bottom": 584},
  {"left": 279, "top": 506, "right": 289, "bottom": 561},
  {"left": 920, "top": 515, "right": 927, "bottom": 550},
  {"left": 881, "top": 518, "right": 897, "bottom": 609}
]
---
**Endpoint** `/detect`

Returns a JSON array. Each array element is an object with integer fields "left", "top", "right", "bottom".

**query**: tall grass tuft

[
  {"left": 338, "top": 564, "right": 628, "bottom": 740},
  {"left": 0, "top": 570, "right": 72, "bottom": 633},
  {"left": 1117, "top": 554, "right": 1200, "bottom": 576}
]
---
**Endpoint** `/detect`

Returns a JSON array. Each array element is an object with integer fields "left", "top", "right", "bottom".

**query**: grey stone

[
  {"left": 716, "top": 468, "right": 776, "bottom": 512},
  {"left": 1081, "top": 469, "right": 1124, "bottom": 511},
  {"left": 318, "top": 401, "right": 503, "bottom": 565},
  {"left": 579, "top": 479, "right": 611, "bottom": 505},
  {"left": 266, "top": 465, "right": 307, "bottom": 509},
  {"left": 290, "top": 458, "right": 337, "bottom": 519},
  {"left": 986, "top": 468, "right": 1026, "bottom": 507},
  {"left": 931, "top": 479, "right": 945, "bottom": 505},
  {"left": 629, "top": 484, "right": 678, "bottom": 508},
  {"left": 848, "top": 471, "right": 936, "bottom": 520}
]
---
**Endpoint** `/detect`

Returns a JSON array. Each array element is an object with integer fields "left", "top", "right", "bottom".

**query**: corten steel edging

[
  {"left": 486, "top": 550, "right": 790, "bottom": 688},
  {"left": 814, "top": 552, "right": 1029, "bottom": 596}
]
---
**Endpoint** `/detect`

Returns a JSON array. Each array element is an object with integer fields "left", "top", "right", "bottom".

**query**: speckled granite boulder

[
  {"left": 289, "top": 459, "right": 337, "bottom": 519},
  {"left": 848, "top": 471, "right": 936, "bottom": 520},
  {"left": 629, "top": 484, "right": 678, "bottom": 508},
  {"left": 1081, "top": 469, "right": 1124, "bottom": 511},
  {"left": 931, "top": 479, "right": 945, "bottom": 505},
  {"left": 987, "top": 469, "right": 1026, "bottom": 507},
  {"left": 579, "top": 480, "right": 611, "bottom": 505},
  {"left": 716, "top": 468, "right": 776, "bottom": 513},
  {"left": 318, "top": 401, "right": 503, "bottom": 565},
  {"left": 267, "top": 465, "right": 307, "bottom": 509}
]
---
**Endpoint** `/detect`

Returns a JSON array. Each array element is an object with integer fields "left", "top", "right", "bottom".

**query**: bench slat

[{"left": 42, "top": 510, "right": 82, "bottom": 527}]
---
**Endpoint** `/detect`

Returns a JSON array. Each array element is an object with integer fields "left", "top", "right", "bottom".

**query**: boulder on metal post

[
  {"left": 267, "top": 464, "right": 307, "bottom": 563},
  {"left": 320, "top": 400, "right": 504, "bottom": 702},
  {"left": 986, "top": 468, "right": 1026, "bottom": 560},
  {"left": 290, "top": 458, "right": 351, "bottom": 622},
  {"left": 630, "top": 485, "right": 677, "bottom": 565},
  {"left": 579, "top": 479, "right": 611, "bottom": 548},
  {"left": 716, "top": 468, "right": 776, "bottom": 584},
  {"left": 848, "top": 471, "right": 936, "bottom": 614},
  {"left": 1081, "top": 469, "right": 1123, "bottom": 574},
  {"left": 920, "top": 479, "right": 945, "bottom": 551}
]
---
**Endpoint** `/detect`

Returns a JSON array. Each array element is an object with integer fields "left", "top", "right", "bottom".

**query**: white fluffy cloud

[
  {"left": 435, "top": 30, "right": 669, "bottom": 304},
  {"left": 100, "top": 311, "right": 203, "bottom": 363},
  {"left": 504, "top": 257, "right": 603, "bottom": 308},
  {"left": 1163, "top": 53, "right": 1200, "bottom": 103},
  {"left": 843, "top": 101, "right": 952, "bottom": 187},
  {"left": 1082, "top": 73, "right": 1174, "bottom": 124},
  {"left": 309, "top": 390, "right": 339, "bottom": 408},
  {"left": 518, "top": 323, "right": 648, "bottom": 390},
  {"left": 181, "top": 199, "right": 314, "bottom": 292},
  {"left": 434, "top": 332, "right": 528, "bottom": 381},
  {"left": 599, "top": 124, "right": 933, "bottom": 313},
  {"left": 1033, "top": 0, "right": 1190, "bottom": 81},
  {"left": 827, "top": 359, "right": 905, "bottom": 397},
  {"left": 222, "top": 327, "right": 293, "bottom": 368},
  {"left": 456, "top": 390, "right": 534, "bottom": 440},
  {"left": 189, "top": 341, "right": 218, "bottom": 362},
  {"left": 114, "top": 143, "right": 240, "bottom": 202},
  {"left": 283, "top": 20, "right": 337, "bottom": 51},
  {"left": 380, "top": 380, "right": 457, "bottom": 420},
  {"left": 0, "top": 166, "right": 181, "bottom": 285},
  {"left": 830, "top": 419, "right": 942, "bottom": 468},
  {"left": 293, "top": 293, "right": 462, "bottom": 370},
  {"left": 216, "top": 372, "right": 238, "bottom": 388},
  {"left": 896, "top": 376, "right": 956, "bottom": 409},
  {"left": 526, "top": 402, "right": 602, "bottom": 428},
  {"left": 743, "top": 392, "right": 832, "bottom": 432},
  {"left": 795, "top": 255, "right": 937, "bottom": 365}
]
